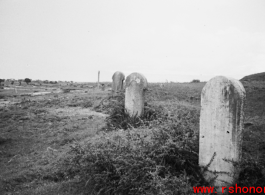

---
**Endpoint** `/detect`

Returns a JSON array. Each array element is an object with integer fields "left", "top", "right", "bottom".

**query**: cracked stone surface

[{"left": 199, "top": 76, "right": 246, "bottom": 192}]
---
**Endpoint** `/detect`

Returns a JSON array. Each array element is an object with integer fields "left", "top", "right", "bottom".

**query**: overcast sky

[{"left": 0, "top": 0, "right": 264, "bottom": 82}]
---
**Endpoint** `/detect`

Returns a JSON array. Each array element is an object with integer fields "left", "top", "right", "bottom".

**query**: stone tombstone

[
  {"left": 112, "top": 71, "right": 125, "bottom": 94},
  {"left": 125, "top": 72, "right": 147, "bottom": 117},
  {"left": 199, "top": 76, "right": 246, "bottom": 193}
]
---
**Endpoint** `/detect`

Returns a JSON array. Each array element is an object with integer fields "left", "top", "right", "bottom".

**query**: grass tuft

[{"left": 105, "top": 93, "right": 165, "bottom": 130}]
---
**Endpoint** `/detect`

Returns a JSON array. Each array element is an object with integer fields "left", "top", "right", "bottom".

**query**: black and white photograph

[{"left": 0, "top": 0, "right": 265, "bottom": 194}]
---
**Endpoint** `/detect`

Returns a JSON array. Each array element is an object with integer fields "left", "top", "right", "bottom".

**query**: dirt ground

[{"left": 0, "top": 84, "right": 112, "bottom": 195}]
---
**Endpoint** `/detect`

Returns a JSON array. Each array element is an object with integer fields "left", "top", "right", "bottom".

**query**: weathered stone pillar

[
  {"left": 125, "top": 72, "right": 147, "bottom": 117},
  {"left": 97, "top": 71, "right": 100, "bottom": 89},
  {"left": 112, "top": 71, "right": 125, "bottom": 94},
  {"left": 199, "top": 76, "right": 246, "bottom": 193}
]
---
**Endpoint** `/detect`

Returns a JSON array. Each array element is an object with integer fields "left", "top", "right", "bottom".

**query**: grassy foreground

[{"left": 0, "top": 81, "right": 264, "bottom": 194}]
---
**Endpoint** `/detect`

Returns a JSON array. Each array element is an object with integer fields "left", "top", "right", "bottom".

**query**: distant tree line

[
  {"left": 0, "top": 78, "right": 62, "bottom": 86},
  {"left": 43, "top": 80, "right": 58, "bottom": 84},
  {"left": 0, "top": 78, "right": 32, "bottom": 85}
]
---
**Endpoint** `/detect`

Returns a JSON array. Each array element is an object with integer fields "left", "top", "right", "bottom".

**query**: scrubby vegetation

[
  {"left": 24, "top": 78, "right": 31, "bottom": 84},
  {"left": 0, "top": 80, "right": 265, "bottom": 194},
  {"left": 57, "top": 93, "right": 207, "bottom": 195},
  {"left": 56, "top": 83, "right": 265, "bottom": 195},
  {"left": 103, "top": 93, "right": 164, "bottom": 130}
]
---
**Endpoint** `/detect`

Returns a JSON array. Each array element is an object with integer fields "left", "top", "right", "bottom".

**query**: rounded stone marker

[
  {"left": 125, "top": 72, "right": 147, "bottom": 117},
  {"left": 112, "top": 71, "right": 125, "bottom": 94},
  {"left": 199, "top": 76, "right": 246, "bottom": 192}
]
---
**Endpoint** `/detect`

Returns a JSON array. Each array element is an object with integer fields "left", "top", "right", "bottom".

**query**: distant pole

[{"left": 97, "top": 71, "right": 100, "bottom": 89}]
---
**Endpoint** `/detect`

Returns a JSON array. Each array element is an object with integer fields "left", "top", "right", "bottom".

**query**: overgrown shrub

[
  {"left": 236, "top": 123, "right": 265, "bottom": 189},
  {"left": 55, "top": 97, "right": 211, "bottom": 195},
  {"left": 104, "top": 93, "right": 165, "bottom": 130},
  {"left": 60, "top": 124, "right": 206, "bottom": 195},
  {"left": 191, "top": 79, "right": 200, "bottom": 83},
  {"left": 24, "top": 78, "right": 31, "bottom": 84}
]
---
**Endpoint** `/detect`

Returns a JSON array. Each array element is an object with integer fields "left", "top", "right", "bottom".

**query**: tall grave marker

[
  {"left": 199, "top": 76, "right": 246, "bottom": 193},
  {"left": 112, "top": 71, "right": 125, "bottom": 94},
  {"left": 125, "top": 72, "right": 147, "bottom": 117}
]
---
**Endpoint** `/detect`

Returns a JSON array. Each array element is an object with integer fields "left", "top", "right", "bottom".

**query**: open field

[{"left": 0, "top": 81, "right": 264, "bottom": 194}]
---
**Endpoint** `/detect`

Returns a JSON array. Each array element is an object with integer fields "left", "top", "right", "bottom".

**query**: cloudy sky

[{"left": 0, "top": 0, "right": 264, "bottom": 82}]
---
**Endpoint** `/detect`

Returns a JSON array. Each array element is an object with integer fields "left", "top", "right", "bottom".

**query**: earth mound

[{"left": 241, "top": 72, "right": 265, "bottom": 82}]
